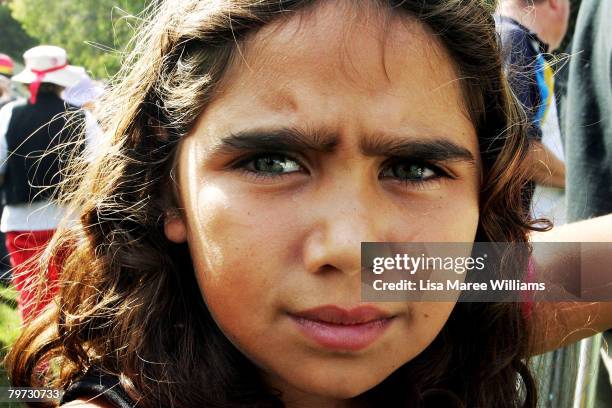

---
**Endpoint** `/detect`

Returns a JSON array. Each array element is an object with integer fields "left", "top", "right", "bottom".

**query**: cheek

[
  {"left": 432, "top": 201, "right": 479, "bottom": 241},
  {"left": 409, "top": 302, "right": 455, "bottom": 345},
  {"left": 187, "top": 183, "right": 303, "bottom": 272},
  {"left": 182, "top": 182, "right": 300, "bottom": 338},
  {"left": 442, "top": 177, "right": 480, "bottom": 240},
  {"left": 390, "top": 186, "right": 480, "bottom": 243},
  {"left": 393, "top": 302, "right": 456, "bottom": 370}
]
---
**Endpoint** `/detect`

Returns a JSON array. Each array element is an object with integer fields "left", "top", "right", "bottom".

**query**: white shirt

[
  {"left": 0, "top": 99, "right": 102, "bottom": 232},
  {"left": 531, "top": 93, "right": 566, "bottom": 226}
]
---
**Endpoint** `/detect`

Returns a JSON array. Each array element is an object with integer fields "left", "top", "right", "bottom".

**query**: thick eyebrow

[
  {"left": 210, "top": 127, "right": 475, "bottom": 164},
  {"left": 210, "top": 127, "right": 338, "bottom": 155},
  {"left": 359, "top": 136, "right": 476, "bottom": 163}
]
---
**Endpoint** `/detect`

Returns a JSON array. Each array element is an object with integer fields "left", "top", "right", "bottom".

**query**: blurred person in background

[
  {"left": 495, "top": 0, "right": 569, "bottom": 222},
  {"left": 0, "top": 45, "right": 95, "bottom": 321},
  {"left": 563, "top": 0, "right": 612, "bottom": 404},
  {"left": 0, "top": 53, "right": 15, "bottom": 109},
  {"left": 0, "top": 53, "right": 15, "bottom": 282},
  {"left": 62, "top": 71, "right": 104, "bottom": 111},
  {"left": 0, "top": 75, "right": 14, "bottom": 109}
]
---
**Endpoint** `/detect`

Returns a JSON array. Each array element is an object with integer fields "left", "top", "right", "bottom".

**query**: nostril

[{"left": 316, "top": 264, "right": 339, "bottom": 274}]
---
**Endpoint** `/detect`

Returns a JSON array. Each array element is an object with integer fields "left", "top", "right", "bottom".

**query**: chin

[{"left": 286, "top": 367, "right": 388, "bottom": 400}]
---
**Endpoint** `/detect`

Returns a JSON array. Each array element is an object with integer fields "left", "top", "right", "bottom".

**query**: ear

[
  {"left": 548, "top": 0, "right": 560, "bottom": 10},
  {"left": 164, "top": 210, "right": 188, "bottom": 243}
]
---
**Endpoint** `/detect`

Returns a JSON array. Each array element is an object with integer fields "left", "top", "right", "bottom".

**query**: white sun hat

[
  {"left": 12, "top": 45, "right": 86, "bottom": 103},
  {"left": 63, "top": 74, "right": 104, "bottom": 107}
]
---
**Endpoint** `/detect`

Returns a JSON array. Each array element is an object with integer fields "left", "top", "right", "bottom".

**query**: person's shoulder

[
  {"left": 495, "top": 15, "right": 524, "bottom": 36},
  {"left": 0, "top": 98, "right": 26, "bottom": 115},
  {"left": 60, "top": 398, "right": 115, "bottom": 407},
  {"left": 496, "top": 16, "right": 541, "bottom": 69},
  {"left": 574, "top": 0, "right": 612, "bottom": 41}
]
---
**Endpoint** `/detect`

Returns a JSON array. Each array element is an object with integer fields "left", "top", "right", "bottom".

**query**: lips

[{"left": 289, "top": 305, "right": 395, "bottom": 351}]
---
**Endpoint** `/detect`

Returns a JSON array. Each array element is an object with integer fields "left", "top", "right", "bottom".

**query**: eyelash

[
  {"left": 379, "top": 158, "right": 451, "bottom": 190},
  {"left": 232, "top": 152, "right": 306, "bottom": 181},
  {"left": 231, "top": 152, "right": 452, "bottom": 188}
]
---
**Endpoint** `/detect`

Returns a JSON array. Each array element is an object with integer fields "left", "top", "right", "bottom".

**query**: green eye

[
  {"left": 245, "top": 154, "right": 302, "bottom": 174},
  {"left": 381, "top": 162, "right": 437, "bottom": 181}
]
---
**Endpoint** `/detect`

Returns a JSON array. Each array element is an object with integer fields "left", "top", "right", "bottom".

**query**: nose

[{"left": 301, "top": 180, "right": 387, "bottom": 277}]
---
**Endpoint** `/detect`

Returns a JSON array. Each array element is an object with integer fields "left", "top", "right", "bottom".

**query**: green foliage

[
  {"left": 0, "top": 3, "right": 36, "bottom": 62},
  {"left": 8, "top": 0, "right": 150, "bottom": 79},
  {"left": 0, "top": 284, "right": 20, "bottom": 350},
  {"left": 0, "top": 283, "right": 25, "bottom": 408}
]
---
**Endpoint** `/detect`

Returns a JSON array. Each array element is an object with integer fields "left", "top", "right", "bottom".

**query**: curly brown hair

[{"left": 7, "top": 1, "right": 542, "bottom": 407}]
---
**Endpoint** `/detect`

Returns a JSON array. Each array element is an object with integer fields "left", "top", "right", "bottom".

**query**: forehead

[{"left": 195, "top": 0, "right": 476, "bottom": 151}]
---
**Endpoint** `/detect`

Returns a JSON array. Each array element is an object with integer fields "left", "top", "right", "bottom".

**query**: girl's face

[{"left": 166, "top": 2, "right": 481, "bottom": 406}]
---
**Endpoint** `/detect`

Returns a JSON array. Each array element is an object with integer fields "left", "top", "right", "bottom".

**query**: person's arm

[
  {"left": 529, "top": 215, "right": 612, "bottom": 355},
  {"left": 528, "top": 300, "right": 612, "bottom": 355},
  {"left": 527, "top": 139, "right": 565, "bottom": 188}
]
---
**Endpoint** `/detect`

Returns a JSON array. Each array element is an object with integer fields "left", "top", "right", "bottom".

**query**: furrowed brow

[
  {"left": 211, "top": 127, "right": 338, "bottom": 155},
  {"left": 360, "top": 137, "right": 476, "bottom": 163}
]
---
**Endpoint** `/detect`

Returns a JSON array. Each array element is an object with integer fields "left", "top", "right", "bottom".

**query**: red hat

[{"left": 0, "top": 54, "right": 13, "bottom": 76}]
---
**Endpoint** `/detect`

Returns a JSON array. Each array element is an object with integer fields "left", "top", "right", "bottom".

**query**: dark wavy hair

[{"left": 7, "top": 1, "right": 541, "bottom": 407}]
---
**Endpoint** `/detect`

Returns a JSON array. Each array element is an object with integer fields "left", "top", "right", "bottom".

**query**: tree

[
  {"left": 8, "top": 0, "right": 150, "bottom": 79},
  {"left": 0, "top": 2, "right": 36, "bottom": 62}
]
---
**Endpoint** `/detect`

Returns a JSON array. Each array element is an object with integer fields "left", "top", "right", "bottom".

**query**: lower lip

[{"left": 289, "top": 315, "right": 394, "bottom": 351}]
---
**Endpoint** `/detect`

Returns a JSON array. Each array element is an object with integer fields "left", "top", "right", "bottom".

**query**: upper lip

[{"left": 290, "top": 305, "right": 394, "bottom": 325}]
